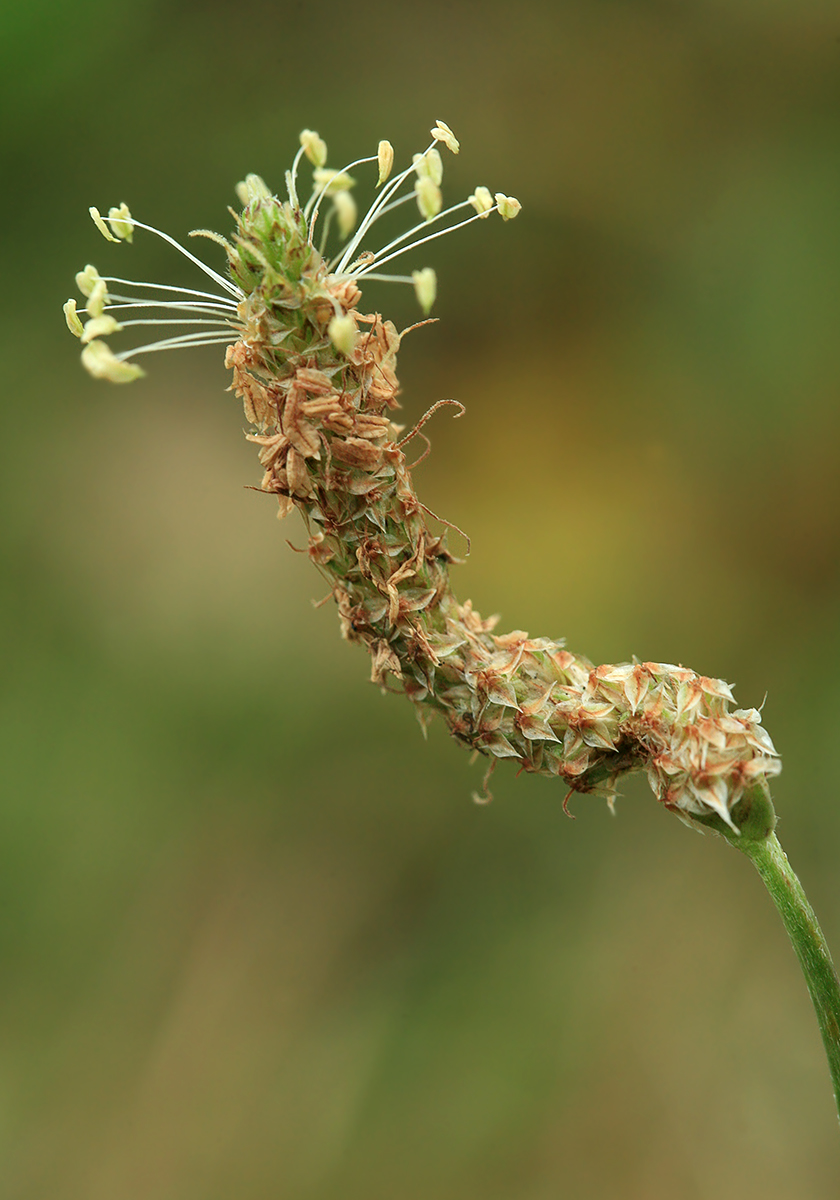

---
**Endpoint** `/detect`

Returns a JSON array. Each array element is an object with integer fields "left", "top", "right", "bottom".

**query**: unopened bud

[
  {"left": 107, "top": 203, "right": 134, "bottom": 243},
  {"left": 299, "top": 129, "right": 328, "bottom": 168},
  {"left": 235, "top": 174, "right": 272, "bottom": 207},
  {"left": 412, "top": 267, "right": 437, "bottom": 315},
  {"left": 495, "top": 193, "right": 522, "bottom": 221},
  {"left": 415, "top": 175, "right": 442, "bottom": 221},
  {"left": 81, "top": 340, "right": 145, "bottom": 383},
  {"left": 328, "top": 313, "right": 358, "bottom": 357},
  {"left": 89, "top": 207, "right": 119, "bottom": 243},
  {"left": 377, "top": 140, "right": 394, "bottom": 185},
  {"left": 431, "top": 119, "right": 460, "bottom": 154}
]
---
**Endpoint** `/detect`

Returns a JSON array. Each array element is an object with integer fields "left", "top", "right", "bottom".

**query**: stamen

[
  {"left": 370, "top": 191, "right": 418, "bottom": 221},
  {"left": 117, "top": 318, "right": 237, "bottom": 329},
  {"left": 105, "top": 298, "right": 238, "bottom": 316},
  {"left": 334, "top": 142, "right": 437, "bottom": 274},
  {"left": 354, "top": 205, "right": 500, "bottom": 278},
  {"left": 101, "top": 277, "right": 239, "bottom": 306},
  {"left": 355, "top": 199, "right": 473, "bottom": 276},
  {"left": 106, "top": 217, "right": 243, "bottom": 299},
  {"left": 114, "top": 331, "right": 238, "bottom": 360},
  {"left": 306, "top": 154, "right": 376, "bottom": 245},
  {"left": 326, "top": 193, "right": 417, "bottom": 269}
]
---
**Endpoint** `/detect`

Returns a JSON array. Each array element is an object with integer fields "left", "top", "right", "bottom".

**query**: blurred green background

[{"left": 2, "top": 1, "right": 840, "bottom": 1197}]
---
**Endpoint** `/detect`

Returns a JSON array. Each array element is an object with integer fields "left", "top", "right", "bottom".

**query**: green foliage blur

[{"left": 2, "top": 1, "right": 840, "bottom": 1196}]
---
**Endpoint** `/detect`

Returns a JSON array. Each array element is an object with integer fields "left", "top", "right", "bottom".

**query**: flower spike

[
  {"left": 65, "top": 121, "right": 779, "bottom": 838},
  {"left": 73, "top": 125, "right": 840, "bottom": 1141}
]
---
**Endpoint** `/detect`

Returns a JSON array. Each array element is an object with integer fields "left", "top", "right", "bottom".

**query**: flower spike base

[{"left": 66, "top": 121, "right": 840, "bottom": 1129}]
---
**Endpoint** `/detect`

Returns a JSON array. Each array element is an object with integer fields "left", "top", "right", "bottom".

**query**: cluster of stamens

[{"left": 64, "top": 120, "right": 519, "bottom": 382}]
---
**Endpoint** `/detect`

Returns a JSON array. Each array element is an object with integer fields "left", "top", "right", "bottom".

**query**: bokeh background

[{"left": 2, "top": 1, "right": 840, "bottom": 1197}]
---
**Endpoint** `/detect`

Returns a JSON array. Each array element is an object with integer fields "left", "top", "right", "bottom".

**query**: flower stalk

[
  {"left": 65, "top": 120, "right": 840, "bottom": 1129},
  {"left": 733, "top": 832, "right": 840, "bottom": 1124}
]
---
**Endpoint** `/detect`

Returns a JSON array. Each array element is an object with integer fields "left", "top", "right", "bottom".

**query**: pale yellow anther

[
  {"left": 63, "top": 299, "right": 84, "bottom": 338},
  {"left": 377, "top": 140, "right": 394, "bottom": 185},
  {"left": 495, "top": 193, "right": 522, "bottom": 221},
  {"left": 235, "top": 174, "right": 272, "bottom": 207},
  {"left": 107, "top": 203, "right": 134, "bottom": 243},
  {"left": 299, "top": 129, "right": 328, "bottom": 168},
  {"left": 75, "top": 264, "right": 102, "bottom": 298},
  {"left": 89, "top": 206, "right": 119, "bottom": 243},
  {"left": 81, "top": 314, "right": 123, "bottom": 344},
  {"left": 81, "top": 340, "right": 145, "bottom": 383},
  {"left": 412, "top": 149, "right": 442, "bottom": 185},
  {"left": 332, "top": 190, "right": 357, "bottom": 239},
  {"left": 412, "top": 267, "right": 437, "bottom": 315},
  {"left": 86, "top": 279, "right": 109, "bottom": 320},
  {"left": 426, "top": 148, "right": 443, "bottom": 186},
  {"left": 469, "top": 186, "right": 494, "bottom": 216},
  {"left": 431, "top": 120, "right": 460, "bottom": 154},
  {"left": 328, "top": 313, "right": 358, "bottom": 357},
  {"left": 415, "top": 175, "right": 442, "bottom": 221},
  {"left": 314, "top": 167, "right": 356, "bottom": 195}
]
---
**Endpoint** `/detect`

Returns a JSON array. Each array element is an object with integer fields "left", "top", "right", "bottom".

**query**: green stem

[{"left": 734, "top": 832, "right": 840, "bottom": 1124}]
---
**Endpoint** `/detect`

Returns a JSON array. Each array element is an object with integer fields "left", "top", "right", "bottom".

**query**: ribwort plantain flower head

[{"left": 64, "top": 121, "right": 781, "bottom": 840}]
